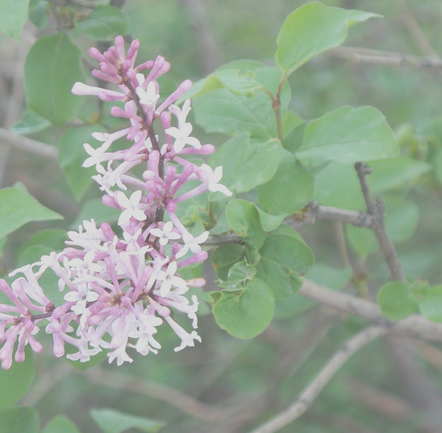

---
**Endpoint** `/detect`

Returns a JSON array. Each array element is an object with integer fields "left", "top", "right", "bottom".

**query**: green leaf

[
  {"left": 19, "top": 228, "right": 66, "bottom": 254},
  {"left": 24, "top": 32, "right": 85, "bottom": 126},
  {"left": 0, "top": 0, "right": 29, "bottom": 41},
  {"left": 346, "top": 225, "right": 378, "bottom": 257},
  {"left": 75, "top": 5, "right": 130, "bottom": 40},
  {"left": 258, "top": 150, "right": 314, "bottom": 215},
  {"left": 29, "top": 0, "right": 48, "bottom": 29},
  {"left": 72, "top": 198, "right": 120, "bottom": 228},
  {"left": 193, "top": 87, "right": 277, "bottom": 139},
  {"left": 211, "top": 244, "right": 245, "bottom": 281},
  {"left": 59, "top": 125, "right": 106, "bottom": 200},
  {"left": 212, "top": 278, "right": 274, "bottom": 339},
  {"left": 378, "top": 281, "right": 418, "bottom": 320},
  {"left": 283, "top": 110, "right": 304, "bottom": 138},
  {"left": 274, "top": 263, "right": 351, "bottom": 318},
  {"left": 0, "top": 407, "right": 39, "bottom": 433},
  {"left": 384, "top": 194, "right": 420, "bottom": 243},
  {"left": 192, "top": 60, "right": 291, "bottom": 140},
  {"left": 208, "top": 133, "right": 282, "bottom": 197},
  {"left": 226, "top": 200, "right": 265, "bottom": 250},
  {"left": 0, "top": 348, "right": 35, "bottom": 412},
  {"left": 185, "top": 69, "right": 260, "bottom": 99},
  {"left": 42, "top": 416, "right": 79, "bottom": 433},
  {"left": 218, "top": 60, "right": 287, "bottom": 97},
  {"left": 368, "top": 157, "right": 432, "bottom": 192},
  {"left": 90, "top": 408, "right": 164, "bottom": 433},
  {"left": 315, "top": 157, "right": 432, "bottom": 212},
  {"left": 219, "top": 261, "right": 257, "bottom": 291},
  {"left": 283, "top": 121, "right": 306, "bottom": 153},
  {"left": 65, "top": 346, "right": 108, "bottom": 371},
  {"left": 298, "top": 106, "right": 398, "bottom": 167},
  {"left": 276, "top": 2, "right": 380, "bottom": 76},
  {"left": 256, "top": 208, "right": 286, "bottom": 232},
  {"left": 0, "top": 187, "right": 62, "bottom": 239},
  {"left": 419, "top": 285, "right": 442, "bottom": 323},
  {"left": 10, "top": 108, "right": 50, "bottom": 134},
  {"left": 257, "top": 233, "right": 314, "bottom": 299}
]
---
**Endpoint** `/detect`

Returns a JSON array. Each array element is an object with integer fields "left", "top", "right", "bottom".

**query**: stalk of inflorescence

[{"left": 0, "top": 36, "right": 232, "bottom": 370}]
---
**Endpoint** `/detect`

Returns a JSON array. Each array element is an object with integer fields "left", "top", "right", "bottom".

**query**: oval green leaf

[
  {"left": 0, "top": 187, "right": 62, "bottom": 239},
  {"left": 298, "top": 106, "right": 398, "bottom": 167},
  {"left": 226, "top": 200, "right": 265, "bottom": 250},
  {"left": 0, "top": 0, "right": 29, "bottom": 41},
  {"left": 0, "top": 407, "right": 39, "bottom": 433},
  {"left": 378, "top": 281, "right": 418, "bottom": 320},
  {"left": 90, "top": 408, "right": 165, "bottom": 433},
  {"left": 42, "top": 416, "right": 79, "bottom": 433},
  {"left": 0, "top": 347, "right": 35, "bottom": 412},
  {"left": 212, "top": 277, "right": 275, "bottom": 339},
  {"left": 258, "top": 150, "right": 314, "bottom": 215},
  {"left": 257, "top": 233, "right": 314, "bottom": 299},
  {"left": 211, "top": 244, "right": 245, "bottom": 281},
  {"left": 384, "top": 194, "right": 420, "bottom": 243},
  {"left": 208, "top": 133, "right": 282, "bottom": 197},
  {"left": 75, "top": 5, "right": 130, "bottom": 40},
  {"left": 59, "top": 125, "right": 106, "bottom": 200},
  {"left": 276, "top": 2, "right": 380, "bottom": 76},
  {"left": 24, "top": 32, "right": 85, "bottom": 126},
  {"left": 419, "top": 285, "right": 442, "bottom": 323}
]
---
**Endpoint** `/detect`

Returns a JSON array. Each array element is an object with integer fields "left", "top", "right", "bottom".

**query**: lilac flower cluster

[{"left": 0, "top": 36, "right": 232, "bottom": 369}]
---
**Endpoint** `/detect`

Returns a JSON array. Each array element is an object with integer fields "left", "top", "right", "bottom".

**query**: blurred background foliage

[{"left": 2, "top": 0, "right": 442, "bottom": 432}]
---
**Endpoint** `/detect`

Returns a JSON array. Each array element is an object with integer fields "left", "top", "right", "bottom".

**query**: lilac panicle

[{"left": 0, "top": 36, "right": 232, "bottom": 369}]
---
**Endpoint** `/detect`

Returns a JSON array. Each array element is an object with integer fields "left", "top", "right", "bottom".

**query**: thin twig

[
  {"left": 206, "top": 202, "right": 376, "bottom": 246},
  {"left": 248, "top": 326, "right": 387, "bottom": 433},
  {"left": 397, "top": 0, "right": 440, "bottom": 60},
  {"left": 299, "top": 279, "right": 442, "bottom": 343},
  {"left": 84, "top": 368, "right": 251, "bottom": 423},
  {"left": 293, "top": 200, "right": 376, "bottom": 229},
  {"left": 355, "top": 162, "right": 405, "bottom": 281},
  {"left": 345, "top": 375, "right": 412, "bottom": 420},
  {"left": 329, "top": 46, "right": 442, "bottom": 69},
  {"left": 0, "top": 128, "right": 58, "bottom": 159},
  {"left": 305, "top": 408, "right": 384, "bottom": 433}
]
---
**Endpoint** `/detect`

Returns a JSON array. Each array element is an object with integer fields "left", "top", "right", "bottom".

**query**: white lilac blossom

[{"left": 0, "top": 36, "right": 232, "bottom": 370}]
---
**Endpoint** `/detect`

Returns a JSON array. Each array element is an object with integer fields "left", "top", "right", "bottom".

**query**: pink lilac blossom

[{"left": 0, "top": 36, "right": 232, "bottom": 370}]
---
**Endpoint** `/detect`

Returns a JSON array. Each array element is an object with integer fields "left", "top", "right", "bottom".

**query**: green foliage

[
  {"left": 3, "top": 1, "right": 442, "bottom": 431},
  {"left": 257, "top": 232, "right": 314, "bottom": 299},
  {"left": 0, "top": 348, "right": 35, "bottom": 412},
  {"left": 275, "top": 2, "right": 380, "bottom": 76},
  {"left": 10, "top": 108, "right": 50, "bottom": 135},
  {"left": 419, "top": 285, "right": 442, "bottom": 322},
  {"left": 211, "top": 244, "right": 245, "bottom": 281},
  {"left": 0, "top": 407, "right": 39, "bottom": 433},
  {"left": 59, "top": 125, "right": 106, "bottom": 200},
  {"left": 42, "top": 416, "right": 80, "bottom": 433},
  {"left": 258, "top": 150, "right": 314, "bottom": 215},
  {"left": 24, "top": 32, "right": 85, "bottom": 126},
  {"left": 90, "top": 408, "right": 165, "bottom": 433},
  {"left": 0, "top": 0, "right": 29, "bottom": 41},
  {"left": 226, "top": 199, "right": 265, "bottom": 250},
  {"left": 75, "top": 5, "right": 130, "bottom": 40},
  {"left": 211, "top": 278, "right": 275, "bottom": 339},
  {"left": 0, "top": 187, "right": 62, "bottom": 239},
  {"left": 207, "top": 133, "right": 282, "bottom": 197},
  {"left": 378, "top": 281, "right": 418, "bottom": 320},
  {"left": 298, "top": 106, "right": 398, "bottom": 167}
]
